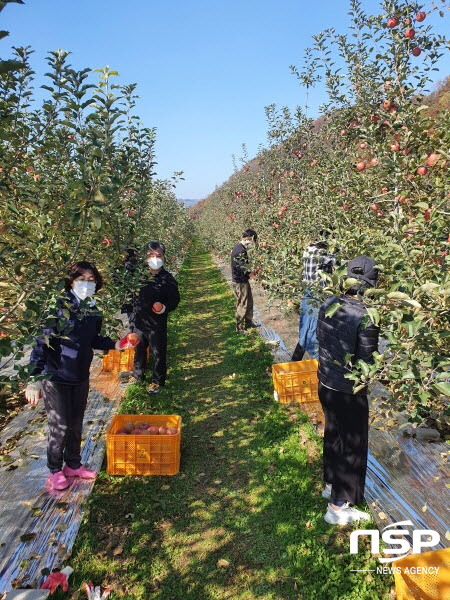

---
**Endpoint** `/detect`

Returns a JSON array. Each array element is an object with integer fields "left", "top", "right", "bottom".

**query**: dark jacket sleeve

[
  {"left": 165, "top": 275, "right": 180, "bottom": 313},
  {"left": 355, "top": 317, "right": 379, "bottom": 364},
  {"left": 92, "top": 317, "right": 117, "bottom": 351},
  {"left": 29, "top": 334, "right": 50, "bottom": 376}
]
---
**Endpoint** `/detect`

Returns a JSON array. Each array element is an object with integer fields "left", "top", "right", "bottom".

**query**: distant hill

[{"left": 179, "top": 198, "right": 199, "bottom": 207}]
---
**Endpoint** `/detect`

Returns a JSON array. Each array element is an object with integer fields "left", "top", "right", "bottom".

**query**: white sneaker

[
  {"left": 324, "top": 502, "right": 371, "bottom": 525},
  {"left": 321, "top": 483, "right": 332, "bottom": 499}
]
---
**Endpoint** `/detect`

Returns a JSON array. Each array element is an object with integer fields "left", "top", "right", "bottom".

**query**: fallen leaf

[
  {"left": 20, "top": 533, "right": 37, "bottom": 543},
  {"left": 214, "top": 480, "right": 222, "bottom": 485},
  {"left": 161, "top": 484, "right": 170, "bottom": 491},
  {"left": 305, "top": 521, "right": 312, "bottom": 529},
  {"left": 378, "top": 512, "right": 388, "bottom": 520},
  {"left": 31, "top": 506, "right": 43, "bottom": 517},
  {"left": 422, "top": 504, "right": 428, "bottom": 513},
  {"left": 217, "top": 559, "right": 230, "bottom": 568},
  {"left": 55, "top": 523, "right": 68, "bottom": 532},
  {"left": 113, "top": 545, "right": 124, "bottom": 556},
  {"left": 445, "top": 531, "right": 450, "bottom": 542},
  {"left": 56, "top": 502, "right": 69, "bottom": 511}
]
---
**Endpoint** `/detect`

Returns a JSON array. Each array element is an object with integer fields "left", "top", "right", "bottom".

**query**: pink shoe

[
  {"left": 63, "top": 464, "right": 97, "bottom": 479},
  {"left": 48, "top": 471, "right": 69, "bottom": 490}
]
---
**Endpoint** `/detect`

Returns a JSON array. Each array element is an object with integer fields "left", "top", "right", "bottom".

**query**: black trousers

[
  {"left": 318, "top": 383, "right": 368, "bottom": 505},
  {"left": 133, "top": 327, "right": 167, "bottom": 386},
  {"left": 43, "top": 379, "right": 90, "bottom": 474}
]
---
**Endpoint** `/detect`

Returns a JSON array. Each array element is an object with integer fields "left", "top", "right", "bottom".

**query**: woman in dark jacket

[
  {"left": 316, "top": 256, "right": 379, "bottom": 525},
  {"left": 25, "top": 261, "right": 138, "bottom": 491}
]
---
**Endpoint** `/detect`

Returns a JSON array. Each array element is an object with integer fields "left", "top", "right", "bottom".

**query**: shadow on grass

[{"left": 68, "top": 241, "right": 392, "bottom": 600}]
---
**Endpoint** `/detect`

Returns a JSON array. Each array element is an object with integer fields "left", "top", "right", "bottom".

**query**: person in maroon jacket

[{"left": 25, "top": 261, "right": 139, "bottom": 491}]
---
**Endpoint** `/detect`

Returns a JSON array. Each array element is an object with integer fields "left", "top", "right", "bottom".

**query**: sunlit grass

[{"left": 64, "top": 240, "right": 394, "bottom": 600}]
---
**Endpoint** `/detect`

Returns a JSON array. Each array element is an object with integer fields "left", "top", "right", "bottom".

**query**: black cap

[
  {"left": 144, "top": 241, "right": 166, "bottom": 254},
  {"left": 242, "top": 229, "right": 257, "bottom": 242},
  {"left": 347, "top": 256, "right": 378, "bottom": 288}
]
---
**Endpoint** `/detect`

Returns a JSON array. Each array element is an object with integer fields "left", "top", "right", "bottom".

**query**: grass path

[{"left": 67, "top": 241, "right": 393, "bottom": 600}]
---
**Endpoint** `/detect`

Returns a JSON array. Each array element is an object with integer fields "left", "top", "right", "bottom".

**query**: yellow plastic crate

[
  {"left": 272, "top": 359, "right": 319, "bottom": 404},
  {"left": 106, "top": 414, "right": 181, "bottom": 476},
  {"left": 394, "top": 547, "right": 450, "bottom": 600},
  {"left": 102, "top": 346, "right": 150, "bottom": 373}
]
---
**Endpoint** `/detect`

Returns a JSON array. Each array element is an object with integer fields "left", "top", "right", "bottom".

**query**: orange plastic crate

[
  {"left": 394, "top": 547, "right": 450, "bottom": 600},
  {"left": 102, "top": 347, "right": 150, "bottom": 373},
  {"left": 272, "top": 359, "right": 319, "bottom": 404},
  {"left": 106, "top": 414, "right": 181, "bottom": 476}
]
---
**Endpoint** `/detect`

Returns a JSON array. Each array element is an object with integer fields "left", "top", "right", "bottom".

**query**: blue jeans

[{"left": 298, "top": 289, "right": 319, "bottom": 359}]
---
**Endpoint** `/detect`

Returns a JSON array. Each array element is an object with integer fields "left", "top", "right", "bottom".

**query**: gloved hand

[
  {"left": 83, "top": 582, "right": 111, "bottom": 599},
  {"left": 115, "top": 332, "right": 140, "bottom": 351},
  {"left": 40, "top": 567, "right": 73, "bottom": 594},
  {"left": 25, "top": 381, "right": 43, "bottom": 405},
  {"left": 152, "top": 302, "right": 166, "bottom": 314}
]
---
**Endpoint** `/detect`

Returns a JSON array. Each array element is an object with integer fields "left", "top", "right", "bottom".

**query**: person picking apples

[
  {"left": 231, "top": 228, "right": 260, "bottom": 334},
  {"left": 292, "top": 229, "right": 337, "bottom": 361},
  {"left": 25, "top": 261, "right": 140, "bottom": 491},
  {"left": 128, "top": 241, "right": 180, "bottom": 394},
  {"left": 316, "top": 256, "right": 379, "bottom": 525}
]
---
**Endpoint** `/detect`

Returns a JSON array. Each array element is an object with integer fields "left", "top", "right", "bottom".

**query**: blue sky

[{"left": 2, "top": 1, "right": 449, "bottom": 199}]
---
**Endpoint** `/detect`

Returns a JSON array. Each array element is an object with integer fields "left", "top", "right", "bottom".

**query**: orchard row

[
  {"left": 197, "top": 0, "right": 450, "bottom": 423},
  {"left": 0, "top": 36, "right": 190, "bottom": 380}
]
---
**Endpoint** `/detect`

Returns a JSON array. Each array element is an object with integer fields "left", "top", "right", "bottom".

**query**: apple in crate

[
  {"left": 124, "top": 421, "right": 135, "bottom": 433},
  {"left": 116, "top": 427, "right": 128, "bottom": 434},
  {"left": 147, "top": 426, "right": 160, "bottom": 435},
  {"left": 166, "top": 428, "right": 178, "bottom": 435}
]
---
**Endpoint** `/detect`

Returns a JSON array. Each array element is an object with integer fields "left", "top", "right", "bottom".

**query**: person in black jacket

[
  {"left": 316, "top": 255, "right": 379, "bottom": 525},
  {"left": 25, "top": 261, "right": 138, "bottom": 491},
  {"left": 130, "top": 241, "right": 180, "bottom": 394},
  {"left": 231, "top": 229, "right": 259, "bottom": 334}
]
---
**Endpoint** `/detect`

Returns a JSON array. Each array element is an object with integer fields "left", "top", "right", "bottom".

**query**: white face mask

[
  {"left": 73, "top": 281, "right": 96, "bottom": 300},
  {"left": 148, "top": 257, "right": 164, "bottom": 270},
  {"left": 242, "top": 239, "right": 253, "bottom": 249}
]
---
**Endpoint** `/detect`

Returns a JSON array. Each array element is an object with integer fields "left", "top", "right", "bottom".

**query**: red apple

[
  {"left": 423, "top": 209, "right": 431, "bottom": 222},
  {"left": 417, "top": 166, "right": 428, "bottom": 176},
  {"left": 152, "top": 302, "right": 164, "bottom": 313},
  {"left": 404, "top": 28, "right": 416, "bottom": 39},
  {"left": 377, "top": 211, "right": 384, "bottom": 217},
  {"left": 158, "top": 426, "right": 168, "bottom": 435},
  {"left": 415, "top": 11, "right": 426, "bottom": 22},
  {"left": 426, "top": 153, "right": 440, "bottom": 167},
  {"left": 359, "top": 142, "right": 367, "bottom": 149},
  {"left": 166, "top": 428, "right": 178, "bottom": 435},
  {"left": 102, "top": 236, "right": 111, "bottom": 246},
  {"left": 370, "top": 157, "right": 379, "bottom": 166},
  {"left": 356, "top": 162, "right": 366, "bottom": 171},
  {"left": 370, "top": 114, "right": 380, "bottom": 123},
  {"left": 390, "top": 143, "right": 400, "bottom": 152},
  {"left": 387, "top": 17, "right": 399, "bottom": 28},
  {"left": 402, "top": 148, "right": 411, "bottom": 156},
  {"left": 147, "top": 426, "right": 160, "bottom": 435},
  {"left": 371, "top": 203, "right": 379, "bottom": 211},
  {"left": 411, "top": 47, "right": 422, "bottom": 57}
]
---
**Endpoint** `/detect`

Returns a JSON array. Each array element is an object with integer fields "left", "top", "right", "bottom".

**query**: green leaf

[
  {"left": 325, "top": 302, "right": 341, "bottom": 318},
  {"left": 366, "top": 307, "right": 380, "bottom": 326},
  {"left": 434, "top": 382, "right": 450, "bottom": 396},
  {"left": 0, "top": 59, "right": 25, "bottom": 74}
]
